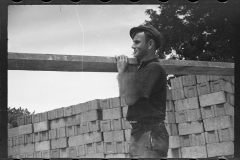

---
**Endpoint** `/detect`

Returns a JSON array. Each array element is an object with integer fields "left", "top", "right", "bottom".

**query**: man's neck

[{"left": 139, "top": 54, "right": 156, "bottom": 62}]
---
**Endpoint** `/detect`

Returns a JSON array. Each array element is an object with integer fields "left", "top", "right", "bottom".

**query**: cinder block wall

[{"left": 8, "top": 75, "right": 234, "bottom": 158}]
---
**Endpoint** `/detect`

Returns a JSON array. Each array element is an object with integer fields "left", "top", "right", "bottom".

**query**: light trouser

[{"left": 129, "top": 122, "right": 169, "bottom": 158}]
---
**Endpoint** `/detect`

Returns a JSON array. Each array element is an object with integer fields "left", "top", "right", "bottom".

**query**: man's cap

[{"left": 130, "top": 25, "right": 162, "bottom": 49}]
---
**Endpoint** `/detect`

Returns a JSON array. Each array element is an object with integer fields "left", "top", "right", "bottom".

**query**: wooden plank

[{"left": 8, "top": 52, "right": 234, "bottom": 75}]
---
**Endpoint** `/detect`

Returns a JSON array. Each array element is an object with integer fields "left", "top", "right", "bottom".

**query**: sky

[{"left": 8, "top": 5, "right": 161, "bottom": 113}]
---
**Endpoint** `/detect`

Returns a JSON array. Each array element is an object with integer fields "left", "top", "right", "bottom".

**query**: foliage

[{"left": 144, "top": 3, "right": 239, "bottom": 62}]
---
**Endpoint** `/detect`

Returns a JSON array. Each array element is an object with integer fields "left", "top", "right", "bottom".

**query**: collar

[{"left": 138, "top": 57, "right": 159, "bottom": 69}]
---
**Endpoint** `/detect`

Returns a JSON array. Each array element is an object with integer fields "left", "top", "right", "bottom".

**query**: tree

[
  {"left": 8, "top": 107, "right": 34, "bottom": 128},
  {"left": 144, "top": 3, "right": 239, "bottom": 62}
]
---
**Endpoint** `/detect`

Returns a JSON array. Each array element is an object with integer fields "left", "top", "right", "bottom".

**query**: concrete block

[
  {"left": 199, "top": 91, "right": 226, "bottom": 107},
  {"left": 19, "top": 153, "right": 26, "bottom": 158},
  {"left": 105, "top": 153, "right": 130, "bottom": 158},
  {"left": 86, "top": 109, "right": 102, "bottom": 122},
  {"left": 35, "top": 140, "right": 50, "bottom": 152},
  {"left": 114, "top": 141, "right": 126, "bottom": 153},
  {"left": 25, "top": 115, "right": 32, "bottom": 124},
  {"left": 104, "top": 142, "right": 115, "bottom": 154},
  {"left": 51, "top": 149, "right": 60, "bottom": 158},
  {"left": 77, "top": 145, "right": 86, "bottom": 156},
  {"left": 103, "top": 131, "right": 113, "bottom": 142},
  {"left": 49, "top": 129, "right": 57, "bottom": 139},
  {"left": 47, "top": 109, "right": 56, "bottom": 120},
  {"left": 103, "top": 108, "right": 113, "bottom": 120},
  {"left": 169, "top": 136, "right": 180, "bottom": 149},
  {"left": 124, "top": 141, "right": 131, "bottom": 153},
  {"left": 95, "top": 142, "right": 104, "bottom": 153},
  {"left": 81, "top": 102, "right": 89, "bottom": 113},
  {"left": 170, "top": 76, "right": 183, "bottom": 89},
  {"left": 167, "top": 87, "right": 173, "bottom": 100},
  {"left": 85, "top": 143, "right": 96, "bottom": 154},
  {"left": 206, "top": 141, "right": 234, "bottom": 157},
  {"left": 77, "top": 122, "right": 90, "bottom": 134},
  {"left": 172, "top": 88, "right": 185, "bottom": 100},
  {"left": 120, "top": 97, "right": 128, "bottom": 107},
  {"left": 34, "top": 121, "right": 49, "bottom": 132},
  {"left": 19, "top": 143, "right": 35, "bottom": 154},
  {"left": 33, "top": 132, "right": 40, "bottom": 142},
  {"left": 210, "top": 79, "right": 234, "bottom": 94},
  {"left": 40, "top": 112, "right": 48, "bottom": 122},
  {"left": 8, "top": 127, "right": 19, "bottom": 137},
  {"left": 178, "top": 121, "right": 204, "bottom": 135},
  {"left": 182, "top": 75, "right": 197, "bottom": 87},
  {"left": 167, "top": 148, "right": 182, "bottom": 158},
  {"left": 181, "top": 146, "right": 207, "bottom": 158},
  {"left": 59, "top": 148, "right": 68, "bottom": 158},
  {"left": 25, "top": 152, "right": 34, "bottom": 158},
  {"left": 122, "top": 118, "right": 132, "bottom": 129},
  {"left": 166, "top": 100, "right": 175, "bottom": 112},
  {"left": 50, "top": 118, "right": 66, "bottom": 129},
  {"left": 65, "top": 114, "right": 82, "bottom": 127},
  {"left": 88, "top": 99, "right": 101, "bottom": 110},
  {"left": 100, "top": 120, "right": 111, "bottom": 132},
  {"left": 184, "top": 85, "right": 197, "bottom": 98},
  {"left": 112, "top": 107, "right": 122, "bottom": 119},
  {"left": 8, "top": 137, "right": 13, "bottom": 147},
  {"left": 214, "top": 103, "right": 234, "bottom": 117},
  {"left": 41, "top": 150, "right": 50, "bottom": 158},
  {"left": 218, "top": 127, "right": 234, "bottom": 142},
  {"left": 196, "top": 75, "right": 210, "bottom": 84},
  {"left": 222, "top": 76, "right": 234, "bottom": 84},
  {"left": 175, "top": 110, "right": 187, "bottom": 123},
  {"left": 72, "top": 103, "right": 82, "bottom": 114},
  {"left": 40, "top": 131, "right": 49, "bottom": 141},
  {"left": 203, "top": 116, "right": 233, "bottom": 131},
  {"left": 100, "top": 99, "right": 110, "bottom": 109},
  {"left": 51, "top": 137, "right": 68, "bottom": 149},
  {"left": 209, "top": 75, "right": 222, "bottom": 81},
  {"left": 64, "top": 106, "right": 74, "bottom": 117},
  {"left": 196, "top": 81, "right": 211, "bottom": 96},
  {"left": 112, "top": 130, "right": 124, "bottom": 142},
  {"left": 165, "top": 111, "right": 176, "bottom": 123},
  {"left": 19, "top": 124, "right": 33, "bottom": 135},
  {"left": 34, "top": 151, "right": 42, "bottom": 158},
  {"left": 166, "top": 123, "right": 178, "bottom": 136},
  {"left": 174, "top": 97, "right": 199, "bottom": 112},
  {"left": 68, "top": 134, "right": 84, "bottom": 146},
  {"left": 110, "top": 97, "right": 121, "bottom": 108},
  {"left": 190, "top": 132, "right": 206, "bottom": 146},
  {"left": 205, "top": 130, "right": 219, "bottom": 144},
  {"left": 111, "top": 119, "right": 122, "bottom": 130},
  {"left": 93, "top": 131, "right": 103, "bottom": 143},
  {"left": 66, "top": 125, "right": 76, "bottom": 137},
  {"left": 55, "top": 107, "right": 64, "bottom": 118},
  {"left": 201, "top": 105, "right": 215, "bottom": 119},
  {"left": 179, "top": 135, "right": 191, "bottom": 147},
  {"left": 8, "top": 145, "right": 20, "bottom": 156},
  {"left": 13, "top": 135, "right": 19, "bottom": 146},
  {"left": 124, "top": 129, "right": 131, "bottom": 141},
  {"left": 226, "top": 93, "right": 234, "bottom": 106},
  {"left": 18, "top": 134, "right": 25, "bottom": 145},
  {"left": 67, "top": 146, "right": 77, "bottom": 158},
  {"left": 17, "top": 116, "right": 25, "bottom": 126},
  {"left": 187, "top": 108, "right": 202, "bottom": 122},
  {"left": 89, "top": 120, "right": 100, "bottom": 132},
  {"left": 25, "top": 133, "right": 33, "bottom": 144},
  {"left": 84, "top": 153, "right": 105, "bottom": 158},
  {"left": 83, "top": 132, "right": 94, "bottom": 144},
  {"left": 122, "top": 106, "right": 128, "bottom": 118}
]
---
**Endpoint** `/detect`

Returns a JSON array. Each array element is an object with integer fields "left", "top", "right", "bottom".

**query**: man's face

[{"left": 131, "top": 32, "right": 148, "bottom": 60}]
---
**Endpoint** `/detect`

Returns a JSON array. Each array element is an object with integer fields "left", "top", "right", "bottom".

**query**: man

[{"left": 116, "top": 25, "right": 169, "bottom": 158}]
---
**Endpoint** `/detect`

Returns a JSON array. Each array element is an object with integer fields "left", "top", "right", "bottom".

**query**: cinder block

[
  {"left": 169, "top": 136, "right": 180, "bottom": 149},
  {"left": 93, "top": 131, "right": 103, "bottom": 143},
  {"left": 34, "top": 121, "right": 49, "bottom": 132},
  {"left": 83, "top": 132, "right": 94, "bottom": 144},
  {"left": 68, "top": 134, "right": 84, "bottom": 147},
  {"left": 84, "top": 153, "right": 105, "bottom": 158},
  {"left": 197, "top": 82, "right": 211, "bottom": 96},
  {"left": 72, "top": 103, "right": 82, "bottom": 114},
  {"left": 205, "top": 130, "right": 219, "bottom": 144},
  {"left": 13, "top": 135, "right": 19, "bottom": 146},
  {"left": 187, "top": 108, "right": 202, "bottom": 122},
  {"left": 124, "top": 129, "right": 131, "bottom": 141},
  {"left": 51, "top": 149, "right": 60, "bottom": 158},
  {"left": 166, "top": 100, "right": 175, "bottom": 112},
  {"left": 85, "top": 143, "right": 96, "bottom": 154},
  {"left": 66, "top": 125, "right": 76, "bottom": 137},
  {"left": 8, "top": 137, "right": 13, "bottom": 147},
  {"left": 86, "top": 109, "right": 102, "bottom": 122},
  {"left": 172, "top": 88, "right": 185, "bottom": 100},
  {"left": 124, "top": 141, "right": 131, "bottom": 153},
  {"left": 122, "top": 106, "right": 128, "bottom": 118},
  {"left": 182, "top": 75, "right": 197, "bottom": 87},
  {"left": 17, "top": 116, "right": 25, "bottom": 126},
  {"left": 112, "top": 107, "right": 122, "bottom": 119},
  {"left": 47, "top": 109, "right": 56, "bottom": 120},
  {"left": 65, "top": 114, "right": 82, "bottom": 127},
  {"left": 110, "top": 97, "right": 121, "bottom": 108},
  {"left": 49, "top": 129, "right": 57, "bottom": 139},
  {"left": 95, "top": 142, "right": 104, "bottom": 153},
  {"left": 222, "top": 76, "right": 234, "bottom": 84},
  {"left": 179, "top": 135, "right": 191, "bottom": 147},
  {"left": 19, "top": 143, "right": 35, "bottom": 154},
  {"left": 103, "top": 131, "right": 113, "bottom": 142},
  {"left": 214, "top": 103, "right": 234, "bottom": 117},
  {"left": 166, "top": 123, "right": 178, "bottom": 136},
  {"left": 226, "top": 93, "right": 234, "bottom": 106},
  {"left": 89, "top": 120, "right": 100, "bottom": 132},
  {"left": 178, "top": 121, "right": 204, "bottom": 135},
  {"left": 218, "top": 127, "right": 234, "bottom": 142},
  {"left": 18, "top": 134, "right": 25, "bottom": 145},
  {"left": 105, "top": 153, "right": 130, "bottom": 158},
  {"left": 35, "top": 140, "right": 50, "bottom": 152},
  {"left": 25, "top": 133, "right": 33, "bottom": 143},
  {"left": 120, "top": 97, "right": 128, "bottom": 107},
  {"left": 103, "top": 109, "right": 113, "bottom": 120},
  {"left": 104, "top": 142, "right": 115, "bottom": 154},
  {"left": 174, "top": 97, "right": 199, "bottom": 112},
  {"left": 34, "top": 151, "right": 42, "bottom": 158},
  {"left": 209, "top": 75, "right": 222, "bottom": 81},
  {"left": 190, "top": 132, "right": 206, "bottom": 147},
  {"left": 206, "top": 141, "right": 234, "bottom": 157},
  {"left": 25, "top": 115, "right": 32, "bottom": 124},
  {"left": 25, "top": 152, "right": 34, "bottom": 158},
  {"left": 114, "top": 141, "right": 126, "bottom": 153},
  {"left": 77, "top": 122, "right": 90, "bottom": 134},
  {"left": 41, "top": 150, "right": 50, "bottom": 158},
  {"left": 33, "top": 132, "right": 40, "bottom": 142},
  {"left": 19, "top": 153, "right": 26, "bottom": 158},
  {"left": 81, "top": 102, "right": 89, "bottom": 113},
  {"left": 77, "top": 145, "right": 86, "bottom": 156},
  {"left": 167, "top": 148, "right": 182, "bottom": 158},
  {"left": 50, "top": 118, "right": 66, "bottom": 129},
  {"left": 32, "top": 113, "right": 40, "bottom": 123},
  {"left": 199, "top": 91, "right": 226, "bottom": 107},
  {"left": 196, "top": 75, "right": 210, "bottom": 84},
  {"left": 167, "top": 87, "right": 173, "bottom": 100},
  {"left": 181, "top": 146, "right": 207, "bottom": 158},
  {"left": 19, "top": 124, "right": 33, "bottom": 135},
  {"left": 170, "top": 76, "right": 183, "bottom": 89},
  {"left": 100, "top": 99, "right": 110, "bottom": 109},
  {"left": 55, "top": 107, "right": 64, "bottom": 118},
  {"left": 201, "top": 105, "right": 215, "bottom": 119},
  {"left": 40, "top": 131, "right": 49, "bottom": 141},
  {"left": 8, "top": 145, "right": 20, "bottom": 156},
  {"left": 59, "top": 148, "right": 68, "bottom": 158},
  {"left": 8, "top": 127, "right": 19, "bottom": 137},
  {"left": 51, "top": 137, "right": 68, "bottom": 149},
  {"left": 112, "top": 130, "right": 124, "bottom": 142},
  {"left": 64, "top": 106, "right": 74, "bottom": 117},
  {"left": 184, "top": 85, "right": 197, "bottom": 98},
  {"left": 68, "top": 146, "right": 77, "bottom": 158},
  {"left": 175, "top": 110, "right": 187, "bottom": 123},
  {"left": 210, "top": 79, "right": 234, "bottom": 94},
  {"left": 100, "top": 120, "right": 111, "bottom": 132},
  {"left": 88, "top": 99, "right": 101, "bottom": 110},
  {"left": 203, "top": 116, "right": 233, "bottom": 131},
  {"left": 111, "top": 119, "right": 122, "bottom": 130},
  {"left": 165, "top": 111, "right": 176, "bottom": 123},
  {"left": 40, "top": 112, "right": 48, "bottom": 122},
  {"left": 122, "top": 118, "right": 131, "bottom": 129}
]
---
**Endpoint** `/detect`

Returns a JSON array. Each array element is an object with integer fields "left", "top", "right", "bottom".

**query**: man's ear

[{"left": 148, "top": 39, "right": 154, "bottom": 49}]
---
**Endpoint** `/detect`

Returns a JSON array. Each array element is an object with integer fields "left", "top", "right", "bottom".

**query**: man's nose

[{"left": 131, "top": 43, "right": 135, "bottom": 49}]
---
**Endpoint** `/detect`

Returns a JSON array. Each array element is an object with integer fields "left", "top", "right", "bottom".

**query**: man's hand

[{"left": 115, "top": 55, "right": 129, "bottom": 73}]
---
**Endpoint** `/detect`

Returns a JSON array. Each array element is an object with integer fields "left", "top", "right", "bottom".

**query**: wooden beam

[{"left": 8, "top": 52, "right": 234, "bottom": 76}]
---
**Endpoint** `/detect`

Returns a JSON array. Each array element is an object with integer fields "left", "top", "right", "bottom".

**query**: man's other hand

[{"left": 115, "top": 55, "right": 129, "bottom": 73}]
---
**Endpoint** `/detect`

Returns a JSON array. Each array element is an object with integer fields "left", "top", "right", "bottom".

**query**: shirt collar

[{"left": 138, "top": 57, "right": 159, "bottom": 69}]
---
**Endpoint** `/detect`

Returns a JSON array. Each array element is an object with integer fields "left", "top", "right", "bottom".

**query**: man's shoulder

[{"left": 147, "top": 61, "right": 166, "bottom": 73}]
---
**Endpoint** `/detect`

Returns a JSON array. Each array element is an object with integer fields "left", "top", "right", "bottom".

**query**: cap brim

[{"left": 130, "top": 27, "right": 145, "bottom": 39}]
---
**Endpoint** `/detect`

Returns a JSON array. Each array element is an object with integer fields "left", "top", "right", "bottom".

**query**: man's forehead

[{"left": 132, "top": 31, "right": 145, "bottom": 40}]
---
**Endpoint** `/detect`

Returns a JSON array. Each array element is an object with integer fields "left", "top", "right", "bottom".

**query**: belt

[{"left": 130, "top": 121, "right": 164, "bottom": 129}]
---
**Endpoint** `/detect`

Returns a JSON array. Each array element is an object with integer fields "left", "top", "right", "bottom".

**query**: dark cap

[{"left": 130, "top": 25, "right": 162, "bottom": 49}]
